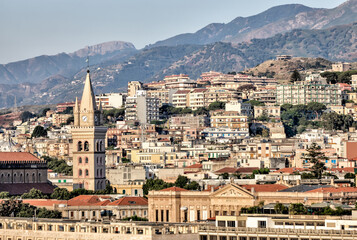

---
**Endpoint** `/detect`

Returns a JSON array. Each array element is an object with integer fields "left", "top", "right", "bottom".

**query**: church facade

[{"left": 72, "top": 70, "right": 107, "bottom": 191}]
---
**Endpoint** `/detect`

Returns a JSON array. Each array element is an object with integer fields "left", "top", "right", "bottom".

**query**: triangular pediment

[{"left": 211, "top": 183, "right": 254, "bottom": 199}]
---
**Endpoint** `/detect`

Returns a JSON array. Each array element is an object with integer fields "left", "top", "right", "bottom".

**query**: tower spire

[{"left": 80, "top": 70, "right": 97, "bottom": 112}]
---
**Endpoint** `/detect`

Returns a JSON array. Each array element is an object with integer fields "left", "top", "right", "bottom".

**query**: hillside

[
  {"left": 149, "top": 0, "right": 357, "bottom": 47},
  {"left": 1, "top": 22, "right": 356, "bottom": 109},
  {"left": 0, "top": 41, "right": 138, "bottom": 84},
  {"left": 244, "top": 58, "right": 333, "bottom": 81}
]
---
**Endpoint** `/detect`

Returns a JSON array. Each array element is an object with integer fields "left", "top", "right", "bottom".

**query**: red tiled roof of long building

[
  {"left": 159, "top": 187, "right": 188, "bottom": 192},
  {"left": 0, "top": 152, "right": 43, "bottom": 162},
  {"left": 215, "top": 167, "right": 239, "bottom": 174},
  {"left": 306, "top": 187, "right": 357, "bottom": 193},
  {"left": 67, "top": 195, "right": 110, "bottom": 206},
  {"left": 108, "top": 197, "right": 148, "bottom": 206},
  {"left": 185, "top": 163, "right": 202, "bottom": 169},
  {"left": 22, "top": 199, "right": 67, "bottom": 207},
  {"left": 241, "top": 184, "right": 288, "bottom": 192}
]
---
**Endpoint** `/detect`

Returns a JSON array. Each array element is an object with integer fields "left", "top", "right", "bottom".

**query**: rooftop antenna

[{"left": 86, "top": 46, "right": 90, "bottom": 71}]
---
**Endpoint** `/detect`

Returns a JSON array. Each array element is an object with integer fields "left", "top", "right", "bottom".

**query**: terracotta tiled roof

[
  {"left": 241, "top": 184, "right": 288, "bottom": 192},
  {"left": 330, "top": 167, "right": 356, "bottom": 173},
  {"left": 185, "top": 163, "right": 202, "bottom": 169},
  {"left": 160, "top": 187, "right": 188, "bottom": 192},
  {"left": 215, "top": 167, "right": 239, "bottom": 174},
  {"left": 0, "top": 152, "right": 43, "bottom": 162},
  {"left": 175, "top": 90, "right": 190, "bottom": 94},
  {"left": 275, "top": 167, "right": 305, "bottom": 174},
  {"left": 108, "top": 197, "right": 148, "bottom": 206},
  {"left": 67, "top": 195, "right": 110, "bottom": 206},
  {"left": 23, "top": 199, "right": 67, "bottom": 207},
  {"left": 306, "top": 187, "right": 357, "bottom": 193}
]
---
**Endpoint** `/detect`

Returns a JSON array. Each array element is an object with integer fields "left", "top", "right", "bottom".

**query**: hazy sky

[{"left": 0, "top": 0, "right": 347, "bottom": 64}]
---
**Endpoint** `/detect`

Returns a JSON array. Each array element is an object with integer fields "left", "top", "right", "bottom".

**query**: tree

[
  {"left": 21, "top": 188, "right": 47, "bottom": 199},
  {"left": 261, "top": 128, "right": 270, "bottom": 138},
  {"left": 40, "top": 108, "right": 51, "bottom": 117},
  {"left": 185, "top": 181, "right": 200, "bottom": 190},
  {"left": 306, "top": 102, "right": 326, "bottom": 119},
  {"left": 194, "top": 107, "right": 209, "bottom": 116},
  {"left": 142, "top": 179, "right": 174, "bottom": 195},
  {"left": 208, "top": 101, "right": 225, "bottom": 111},
  {"left": 31, "top": 126, "right": 47, "bottom": 138},
  {"left": 345, "top": 173, "right": 356, "bottom": 179},
  {"left": 175, "top": 175, "right": 189, "bottom": 188},
  {"left": 246, "top": 100, "right": 265, "bottom": 106},
  {"left": 274, "top": 203, "right": 288, "bottom": 214},
  {"left": 0, "top": 192, "right": 9, "bottom": 199},
  {"left": 20, "top": 111, "right": 35, "bottom": 122},
  {"left": 238, "top": 84, "right": 256, "bottom": 91},
  {"left": 51, "top": 188, "right": 71, "bottom": 200},
  {"left": 289, "top": 203, "right": 307, "bottom": 215},
  {"left": 290, "top": 70, "right": 301, "bottom": 83},
  {"left": 303, "top": 143, "right": 327, "bottom": 179}
]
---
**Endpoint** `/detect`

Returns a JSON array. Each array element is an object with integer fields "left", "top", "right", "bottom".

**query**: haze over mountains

[{"left": 0, "top": 0, "right": 357, "bottom": 108}]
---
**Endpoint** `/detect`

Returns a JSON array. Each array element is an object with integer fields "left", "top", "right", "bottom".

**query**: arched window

[
  {"left": 85, "top": 169, "right": 89, "bottom": 176},
  {"left": 26, "top": 173, "right": 29, "bottom": 183},
  {"left": 84, "top": 141, "right": 89, "bottom": 151},
  {"left": 13, "top": 173, "right": 17, "bottom": 183},
  {"left": 96, "top": 141, "right": 99, "bottom": 152},
  {"left": 100, "top": 157, "right": 102, "bottom": 165},
  {"left": 100, "top": 169, "right": 102, "bottom": 177},
  {"left": 78, "top": 141, "right": 83, "bottom": 151},
  {"left": 1, "top": 174, "right": 4, "bottom": 183},
  {"left": 85, "top": 157, "right": 88, "bottom": 163},
  {"left": 79, "top": 169, "right": 82, "bottom": 176},
  {"left": 38, "top": 173, "right": 41, "bottom": 182},
  {"left": 79, "top": 157, "right": 82, "bottom": 164},
  {"left": 122, "top": 189, "right": 126, "bottom": 194},
  {"left": 100, "top": 141, "right": 103, "bottom": 152},
  {"left": 7, "top": 173, "right": 11, "bottom": 183},
  {"left": 19, "top": 173, "right": 23, "bottom": 183},
  {"left": 32, "top": 173, "right": 35, "bottom": 183},
  {"left": 97, "top": 169, "right": 99, "bottom": 177}
]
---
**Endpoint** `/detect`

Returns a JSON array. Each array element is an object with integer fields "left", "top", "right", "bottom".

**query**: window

[
  {"left": 84, "top": 141, "right": 89, "bottom": 151},
  {"left": 79, "top": 157, "right": 82, "bottom": 164},
  {"left": 79, "top": 170, "right": 82, "bottom": 176},
  {"left": 85, "top": 157, "right": 88, "bottom": 163},
  {"left": 85, "top": 169, "right": 89, "bottom": 176},
  {"left": 78, "top": 141, "right": 82, "bottom": 151}
]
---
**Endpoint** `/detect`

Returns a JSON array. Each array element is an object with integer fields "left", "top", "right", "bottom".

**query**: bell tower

[{"left": 72, "top": 70, "right": 107, "bottom": 191}]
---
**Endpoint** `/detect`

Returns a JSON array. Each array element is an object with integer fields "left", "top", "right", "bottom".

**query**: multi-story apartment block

[
  {"left": 172, "top": 90, "right": 190, "bottom": 108},
  {"left": 351, "top": 74, "right": 357, "bottom": 90},
  {"left": 254, "top": 105, "right": 281, "bottom": 118},
  {"left": 332, "top": 62, "right": 351, "bottom": 72},
  {"left": 204, "top": 89, "right": 239, "bottom": 105},
  {"left": 147, "top": 89, "right": 177, "bottom": 106},
  {"left": 125, "top": 95, "right": 159, "bottom": 124},
  {"left": 95, "top": 93, "right": 125, "bottom": 109},
  {"left": 210, "top": 111, "right": 249, "bottom": 131},
  {"left": 276, "top": 75, "right": 342, "bottom": 106},
  {"left": 127, "top": 81, "right": 143, "bottom": 97},
  {"left": 169, "top": 114, "right": 210, "bottom": 129},
  {"left": 252, "top": 87, "right": 277, "bottom": 105},
  {"left": 225, "top": 100, "right": 252, "bottom": 116},
  {"left": 188, "top": 89, "right": 207, "bottom": 110}
]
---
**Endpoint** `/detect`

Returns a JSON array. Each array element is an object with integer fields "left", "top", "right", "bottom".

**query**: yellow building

[{"left": 210, "top": 111, "right": 248, "bottom": 130}]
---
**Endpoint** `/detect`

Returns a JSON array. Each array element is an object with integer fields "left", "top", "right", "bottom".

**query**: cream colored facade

[
  {"left": 72, "top": 70, "right": 107, "bottom": 191},
  {"left": 127, "top": 81, "right": 143, "bottom": 97},
  {"left": 210, "top": 111, "right": 248, "bottom": 130},
  {"left": 148, "top": 184, "right": 323, "bottom": 223},
  {"left": 0, "top": 217, "right": 198, "bottom": 240}
]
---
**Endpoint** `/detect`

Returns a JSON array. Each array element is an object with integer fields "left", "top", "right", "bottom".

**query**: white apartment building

[{"left": 95, "top": 93, "right": 125, "bottom": 109}]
